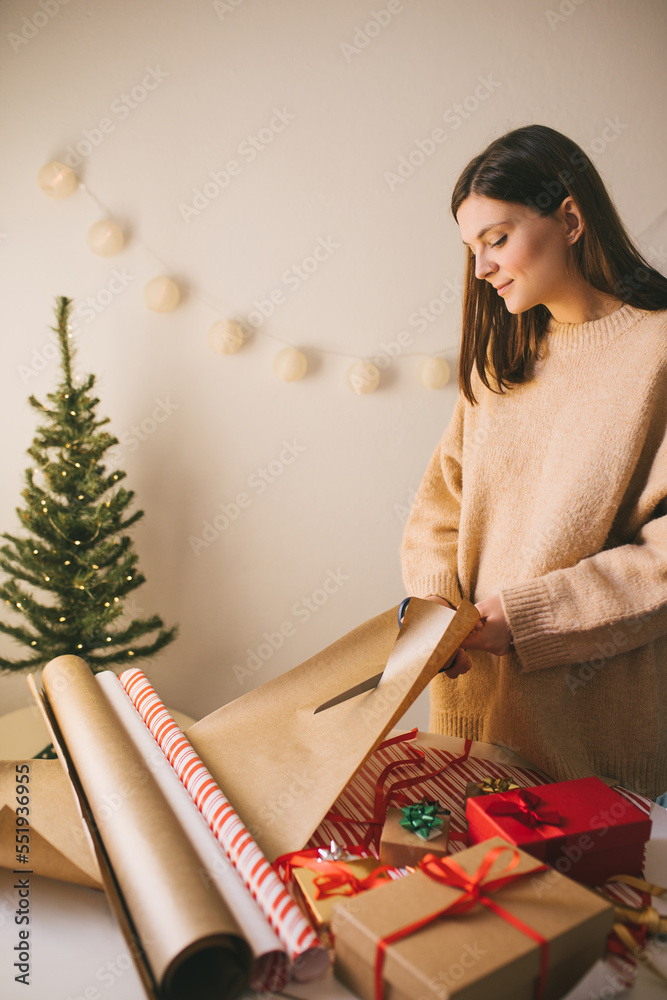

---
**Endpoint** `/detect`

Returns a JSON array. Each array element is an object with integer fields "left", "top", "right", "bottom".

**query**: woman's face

[{"left": 456, "top": 193, "right": 577, "bottom": 315}]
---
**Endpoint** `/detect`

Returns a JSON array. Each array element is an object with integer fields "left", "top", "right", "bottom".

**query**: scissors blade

[
  {"left": 313, "top": 671, "right": 384, "bottom": 714},
  {"left": 314, "top": 599, "right": 411, "bottom": 715}
]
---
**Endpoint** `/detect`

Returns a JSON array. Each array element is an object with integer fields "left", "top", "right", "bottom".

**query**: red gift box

[{"left": 465, "top": 776, "right": 652, "bottom": 886}]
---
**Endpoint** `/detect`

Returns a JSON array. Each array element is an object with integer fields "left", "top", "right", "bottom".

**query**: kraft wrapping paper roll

[
  {"left": 40, "top": 655, "right": 252, "bottom": 1000},
  {"left": 96, "top": 670, "right": 291, "bottom": 993},
  {"left": 119, "top": 667, "right": 330, "bottom": 983}
]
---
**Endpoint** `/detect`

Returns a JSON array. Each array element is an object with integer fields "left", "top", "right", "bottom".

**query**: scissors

[{"left": 313, "top": 597, "right": 457, "bottom": 714}]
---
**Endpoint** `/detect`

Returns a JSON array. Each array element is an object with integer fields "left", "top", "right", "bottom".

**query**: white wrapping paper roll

[
  {"left": 96, "top": 672, "right": 290, "bottom": 993},
  {"left": 119, "top": 668, "right": 330, "bottom": 983}
]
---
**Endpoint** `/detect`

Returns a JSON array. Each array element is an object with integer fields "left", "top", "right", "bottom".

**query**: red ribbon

[
  {"left": 325, "top": 732, "right": 472, "bottom": 851},
  {"left": 312, "top": 864, "right": 396, "bottom": 899},
  {"left": 374, "top": 845, "right": 551, "bottom": 1000},
  {"left": 484, "top": 789, "right": 563, "bottom": 832},
  {"left": 272, "top": 848, "right": 395, "bottom": 901},
  {"left": 273, "top": 847, "right": 373, "bottom": 881}
]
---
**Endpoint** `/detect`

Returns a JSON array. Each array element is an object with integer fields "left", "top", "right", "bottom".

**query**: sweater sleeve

[
  {"left": 500, "top": 498, "right": 667, "bottom": 672},
  {"left": 400, "top": 394, "right": 464, "bottom": 608}
]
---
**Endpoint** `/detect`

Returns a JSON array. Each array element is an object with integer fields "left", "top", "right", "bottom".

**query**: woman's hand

[
  {"left": 461, "top": 593, "right": 513, "bottom": 656},
  {"left": 439, "top": 646, "right": 474, "bottom": 678},
  {"left": 423, "top": 595, "right": 473, "bottom": 679}
]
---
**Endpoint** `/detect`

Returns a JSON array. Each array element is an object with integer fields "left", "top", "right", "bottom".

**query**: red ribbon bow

[
  {"left": 324, "top": 729, "right": 472, "bottom": 851},
  {"left": 312, "top": 864, "right": 395, "bottom": 899},
  {"left": 272, "top": 848, "right": 394, "bottom": 900},
  {"left": 485, "top": 788, "right": 563, "bottom": 831},
  {"left": 374, "top": 845, "right": 551, "bottom": 1000}
]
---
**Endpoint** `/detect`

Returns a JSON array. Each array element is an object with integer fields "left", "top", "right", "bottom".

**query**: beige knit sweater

[{"left": 400, "top": 303, "right": 667, "bottom": 798}]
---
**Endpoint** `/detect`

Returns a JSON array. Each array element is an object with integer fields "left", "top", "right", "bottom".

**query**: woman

[{"left": 400, "top": 124, "right": 667, "bottom": 800}]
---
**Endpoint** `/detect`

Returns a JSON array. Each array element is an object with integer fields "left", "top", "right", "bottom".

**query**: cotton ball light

[
  {"left": 273, "top": 346, "right": 307, "bottom": 381},
  {"left": 346, "top": 360, "right": 380, "bottom": 394},
  {"left": 37, "top": 161, "right": 78, "bottom": 199},
  {"left": 207, "top": 320, "right": 245, "bottom": 355},
  {"left": 419, "top": 357, "right": 451, "bottom": 389},
  {"left": 87, "top": 219, "right": 125, "bottom": 256},
  {"left": 144, "top": 276, "right": 180, "bottom": 312}
]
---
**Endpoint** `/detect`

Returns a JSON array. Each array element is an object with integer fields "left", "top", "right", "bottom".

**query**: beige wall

[{"left": 0, "top": 0, "right": 665, "bottom": 729}]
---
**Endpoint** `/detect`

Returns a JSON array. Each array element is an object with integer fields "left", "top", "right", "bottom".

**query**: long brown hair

[{"left": 451, "top": 124, "right": 667, "bottom": 404}]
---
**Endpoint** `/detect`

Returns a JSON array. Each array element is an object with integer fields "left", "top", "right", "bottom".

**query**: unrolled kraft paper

[
  {"left": 0, "top": 757, "right": 102, "bottom": 889},
  {"left": 186, "top": 597, "right": 479, "bottom": 861},
  {"left": 39, "top": 655, "right": 253, "bottom": 1000}
]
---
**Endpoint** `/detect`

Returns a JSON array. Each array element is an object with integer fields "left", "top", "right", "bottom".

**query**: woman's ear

[{"left": 559, "top": 195, "right": 584, "bottom": 246}]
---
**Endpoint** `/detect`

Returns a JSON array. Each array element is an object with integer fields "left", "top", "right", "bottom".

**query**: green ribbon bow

[{"left": 399, "top": 798, "right": 450, "bottom": 840}]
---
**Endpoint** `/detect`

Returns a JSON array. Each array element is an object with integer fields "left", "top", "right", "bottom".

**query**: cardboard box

[
  {"left": 379, "top": 807, "right": 450, "bottom": 869},
  {"left": 465, "top": 777, "right": 652, "bottom": 886},
  {"left": 331, "top": 836, "right": 614, "bottom": 1000}
]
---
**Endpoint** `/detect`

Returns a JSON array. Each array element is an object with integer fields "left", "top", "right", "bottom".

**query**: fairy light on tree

[{"left": 0, "top": 296, "right": 177, "bottom": 672}]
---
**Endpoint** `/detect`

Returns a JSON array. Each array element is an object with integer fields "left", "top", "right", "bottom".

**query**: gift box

[
  {"left": 465, "top": 777, "right": 652, "bottom": 886},
  {"left": 331, "top": 835, "right": 615, "bottom": 1000},
  {"left": 464, "top": 777, "right": 520, "bottom": 804},
  {"left": 379, "top": 804, "right": 450, "bottom": 868},
  {"left": 291, "top": 856, "right": 394, "bottom": 946}
]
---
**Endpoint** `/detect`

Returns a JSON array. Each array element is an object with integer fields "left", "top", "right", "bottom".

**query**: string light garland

[
  {"left": 37, "top": 161, "right": 78, "bottom": 199},
  {"left": 207, "top": 319, "right": 245, "bottom": 354},
  {"left": 36, "top": 159, "right": 456, "bottom": 392},
  {"left": 38, "top": 159, "right": 667, "bottom": 393},
  {"left": 87, "top": 219, "right": 125, "bottom": 256},
  {"left": 346, "top": 360, "right": 380, "bottom": 394},
  {"left": 273, "top": 346, "right": 308, "bottom": 382},
  {"left": 144, "top": 275, "right": 180, "bottom": 312}
]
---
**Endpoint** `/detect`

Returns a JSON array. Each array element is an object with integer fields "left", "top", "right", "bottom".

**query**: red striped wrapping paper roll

[{"left": 119, "top": 668, "right": 329, "bottom": 983}]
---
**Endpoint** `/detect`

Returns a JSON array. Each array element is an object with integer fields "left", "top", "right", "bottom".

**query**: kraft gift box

[
  {"left": 379, "top": 806, "right": 450, "bottom": 869},
  {"left": 331, "top": 836, "right": 615, "bottom": 1000}
]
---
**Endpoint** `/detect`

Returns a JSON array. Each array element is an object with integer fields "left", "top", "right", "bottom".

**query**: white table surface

[{"left": 0, "top": 728, "right": 665, "bottom": 1000}]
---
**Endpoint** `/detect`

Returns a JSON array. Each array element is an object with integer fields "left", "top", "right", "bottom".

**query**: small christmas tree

[{"left": 0, "top": 296, "right": 177, "bottom": 672}]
